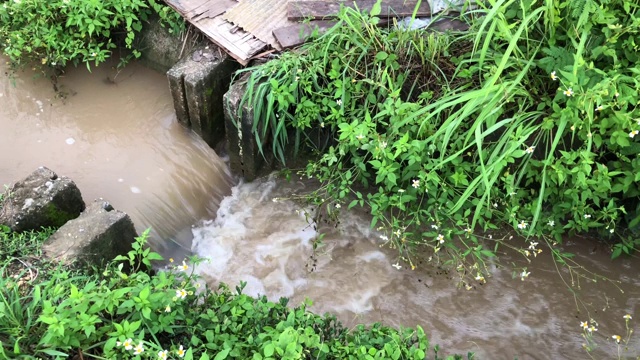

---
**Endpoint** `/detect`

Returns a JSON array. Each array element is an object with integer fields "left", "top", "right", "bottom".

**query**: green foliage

[
  {"left": 0, "top": 229, "right": 464, "bottom": 359},
  {"left": 0, "top": 0, "right": 184, "bottom": 70},
  {"left": 235, "top": 0, "right": 640, "bottom": 276},
  {"left": 0, "top": 225, "right": 56, "bottom": 260}
]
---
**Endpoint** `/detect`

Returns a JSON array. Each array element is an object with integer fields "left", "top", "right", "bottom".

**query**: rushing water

[
  {"left": 2, "top": 59, "right": 639, "bottom": 359},
  {"left": 0, "top": 59, "right": 233, "bottom": 256}
]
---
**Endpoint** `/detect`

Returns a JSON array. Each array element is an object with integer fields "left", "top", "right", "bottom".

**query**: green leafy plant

[
  {"left": 234, "top": 0, "right": 640, "bottom": 283},
  {"left": 0, "top": 228, "right": 465, "bottom": 359},
  {"left": 0, "top": 0, "right": 184, "bottom": 70}
]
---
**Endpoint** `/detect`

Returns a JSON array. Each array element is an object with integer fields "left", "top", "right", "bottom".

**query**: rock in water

[
  {"left": 43, "top": 199, "right": 137, "bottom": 266},
  {"left": 0, "top": 167, "right": 85, "bottom": 232}
]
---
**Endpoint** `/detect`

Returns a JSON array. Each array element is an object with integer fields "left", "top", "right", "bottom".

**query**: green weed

[
  {"left": 0, "top": 228, "right": 465, "bottom": 359},
  {"left": 233, "top": 0, "right": 640, "bottom": 281},
  {"left": 0, "top": 0, "right": 185, "bottom": 70}
]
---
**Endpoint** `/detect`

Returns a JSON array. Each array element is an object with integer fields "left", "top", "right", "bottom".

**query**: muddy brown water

[{"left": 2, "top": 58, "right": 639, "bottom": 359}]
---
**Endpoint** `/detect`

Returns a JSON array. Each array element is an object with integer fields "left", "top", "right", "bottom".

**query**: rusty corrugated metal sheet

[
  {"left": 165, "top": 0, "right": 268, "bottom": 64},
  {"left": 222, "top": 0, "right": 298, "bottom": 51}
]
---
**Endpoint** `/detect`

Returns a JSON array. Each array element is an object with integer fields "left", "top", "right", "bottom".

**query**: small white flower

[
  {"left": 398, "top": 189, "right": 405, "bottom": 193},
  {"left": 437, "top": 234, "right": 445, "bottom": 244},
  {"left": 272, "top": 197, "right": 278, "bottom": 203},
  {"left": 525, "top": 146, "right": 535, "bottom": 154},
  {"left": 612, "top": 335, "right": 622, "bottom": 343},
  {"left": 548, "top": 220, "right": 555, "bottom": 227},
  {"left": 630, "top": 130, "right": 639, "bottom": 138},
  {"left": 520, "top": 271, "right": 530, "bottom": 280},
  {"left": 517, "top": 220, "right": 528, "bottom": 230},
  {"left": 580, "top": 321, "right": 589, "bottom": 330},
  {"left": 178, "top": 261, "right": 188, "bottom": 271},
  {"left": 493, "top": 202, "right": 498, "bottom": 208},
  {"left": 133, "top": 342, "right": 144, "bottom": 355},
  {"left": 563, "top": 88, "right": 574, "bottom": 97},
  {"left": 123, "top": 338, "right": 134, "bottom": 350},
  {"left": 624, "top": 314, "right": 632, "bottom": 320},
  {"left": 412, "top": 179, "right": 420, "bottom": 188},
  {"left": 379, "top": 141, "right": 387, "bottom": 149},
  {"left": 584, "top": 214, "right": 592, "bottom": 219},
  {"left": 380, "top": 235, "right": 389, "bottom": 241},
  {"left": 392, "top": 262, "right": 402, "bottom": 270},
  {"left": 335, "top": 203, "right": 341, "bottom": 209},
  {"left": 320, "top": 122, "right": 325, "bottom": 128},
  {"left": 550, "top": 71, "right": 558, "bottom": 81},
  {"left": 176, "top": 289, "right": 187, "bottom": 299},
  {"left": 528, "top": 242, "right": 538, "bottom": 250},
  {"left": 610, "top": 228, "right": 615, "bottom": 234},
  {"left": 595, "top": 105, "right": 603, "bottom": 112},
  {"left": 431, "top": 224, "right": 438, "bottom": 230},
  {"left": 356, "top": 134, "right": 364, "bottom": 140},
  {"left": 158, "top": 350, "right": 169, "bottom": 360},
  {"left": 176, "top": 345, "right": 186, "bottom": 358},
  {"left": 336, "top": 99, "right": 342, "bottom": 106},
  {"left": 91, "top": 52, "right": 97, "bottom": 57},
  {"left": 615, "top": 92, "right": 620, "bottom": 97}
]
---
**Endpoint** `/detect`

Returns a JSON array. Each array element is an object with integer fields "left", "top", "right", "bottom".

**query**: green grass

[
  {"left": 0, "top": 228, "right": 467, "bottom": 359},
  {"left": 232, "top": 0, "right": 640, "bottom": 278}
]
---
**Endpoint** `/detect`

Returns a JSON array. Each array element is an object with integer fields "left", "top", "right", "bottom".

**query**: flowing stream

[{"left": 1, "top": 59, "right": 639, "bottom": 359}]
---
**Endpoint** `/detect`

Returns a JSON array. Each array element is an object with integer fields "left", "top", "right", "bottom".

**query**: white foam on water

[
  {"left": 188, "top": 175, "right": 640, "bottom": 359},
  {"left": 65, "top": 137, "right": 75, "bottom": 145},
  {"left": 192, "top": 176, "right": 317, "bottom": 299}
]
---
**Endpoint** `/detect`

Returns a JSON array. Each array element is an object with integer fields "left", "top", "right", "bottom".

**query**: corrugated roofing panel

[{"left": 222, "top": 0, "right": 297, "bottom": 51}]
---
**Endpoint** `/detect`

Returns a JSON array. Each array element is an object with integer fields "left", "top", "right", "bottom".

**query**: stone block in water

[
  {"left": 43, "top": 199, "right": 136, "bottom": 266},
  {"left": 0, "top": 167, "right": 85, "bottom": 232}
]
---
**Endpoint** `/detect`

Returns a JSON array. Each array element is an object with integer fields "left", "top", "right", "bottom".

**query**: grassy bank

[
  {"left": 0, "top": 0, "right": 184, "bottom": 70},
  {"left": 0, "top": 227, "right": 467, "bottom": 359},
  {"left": 236, "top": 0, "right": 640, "bottom": 282}
]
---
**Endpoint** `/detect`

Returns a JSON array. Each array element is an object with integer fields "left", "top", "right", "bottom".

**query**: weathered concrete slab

[
  {"left": 43, "top": 199, "right": 136, "bottom": 266},
  {"left": 0, "top": 167, "right": 85, "bottom": 233},
  {"left": 137, "top": 15, "right": 194, "bottom": 73},
  {"left": 223, "top": 75, "right": 265, "bottom": 181},
  {"left": 167, "top": 46, "right": 241, "bottom": 148}
]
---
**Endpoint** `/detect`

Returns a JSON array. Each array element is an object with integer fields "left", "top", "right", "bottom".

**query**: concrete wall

[{"left": 167, "top": 47, "right": 241, "bottom": 151}]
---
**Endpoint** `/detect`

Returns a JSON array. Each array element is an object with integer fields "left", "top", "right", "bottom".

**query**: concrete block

[
  {"left": 0, "top": 167, "right": 85, "bottom": 233},
  {"left": 223, "top": 76, "right": 266, "bottom": 181},
  {"left": 43, "top": 199, "right": 136, "bottom": 266},
  {"left": 167, "top": 46, "right": 241, "bottom": 148}
]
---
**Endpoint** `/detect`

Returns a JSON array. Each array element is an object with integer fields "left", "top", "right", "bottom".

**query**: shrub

[
  {"left": 235, "top": 0, "right": 640, "bottom": 278},
  {"left": 0, "top": 0, "right": 184, "bottom": 69},
  {"left": 0, "top": 228, "right": 466, "bottom": 359}
]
